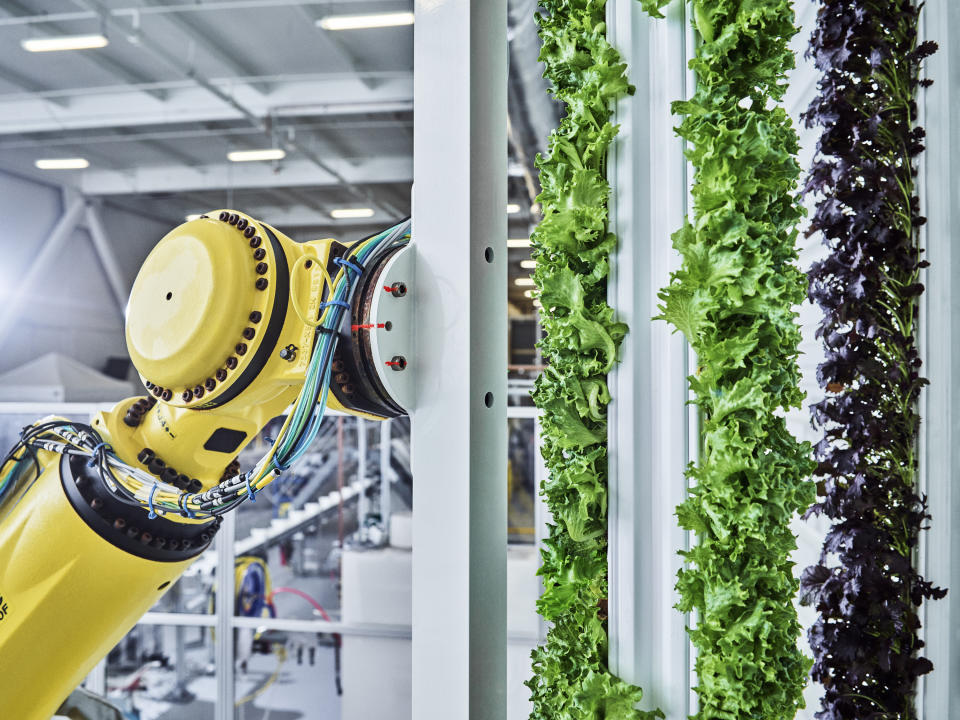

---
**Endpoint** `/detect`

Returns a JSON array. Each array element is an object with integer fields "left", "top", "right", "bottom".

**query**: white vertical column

[
  {"left": 607, "top": 1, "right": 691, "bottom": 718},
  {"left": 411, "top": 0, "right": 507, "bottom": 718},
  {"left": 380, "top": 419, "right": 392, "bottom": 541},
  {"left": 919, "top": 1, "right": 960, "bottom": 717},
  {"left": 357, "top": 418, "right": 368, "bottom": 541},
  {"left": 215, "top": 511, "right": 236, "bottom": 720},
  {"left": 84, "top": 660, "right": 106, "bottom": 696}
]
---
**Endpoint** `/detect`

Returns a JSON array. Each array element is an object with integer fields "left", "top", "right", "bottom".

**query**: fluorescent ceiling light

[
  {"left": 520, "top": 260, "right": 537, "bottom": 269},
  {"left": 227, "top": 148, "right": 286, "bottom": 162},
  {"left": 515, "top": 278, "right": 535, "bottom": 287},
  {"left": 523, "top": 290, "right": 534, "bottom": 298},
  {"left": 507, "top": 238, "right": 530, "bottom": 248},
  {"left": 331, "top": 208, "right": 375, "bottom": 219},
  {"left": 533, "top": 299, "right": 543, "bottom": 308},
  {"left": 507, "top": 203, "right": 522, "bottom": 214},
  {"left": 22, "top": 34, "right": 108, "bottom": 53},
  {"left": 318, "top": 12, "right": 414, "bottom": 31},
  {"left": 185, "top": 214, "right": 203, "bottom": 222},
  {"left": 35, "top": 157, "right": 88, "bottom": 170}
]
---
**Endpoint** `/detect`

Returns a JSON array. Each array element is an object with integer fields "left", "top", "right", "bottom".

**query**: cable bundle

[
  {"left": 0, "top": 221, "right": 410, "bottom": 522},
  {"left": 800, "top": 3, "right": 945, "bottom": 718}
]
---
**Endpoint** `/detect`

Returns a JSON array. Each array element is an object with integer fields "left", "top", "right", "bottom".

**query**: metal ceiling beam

[
  {"left": 76, "top": 0, "right": 404, "bottom": 215},
  {"left": 0, "top": 0, "right": 166, "bottom": 101},
  {"left": 0, "top": 62, "right": 68, "bottom": 107},
  {"left": 294, "top": 4, "right": 411, "bottom": 91},
  {"left": 0, "top": 70, "right": 409, "bottom": 103},
  {"left": 111, "top": 127, "right": 202, "bottom": 168},
  {"left": 0, "top": 0, "right": 410, "bottom": 27},
  {"left": 140, "top": 0, "right": 270, "bottom": 94},
  {"left": 0, "top": 74, "right": 412, "bottom": 135},
  {"left": 0, "top": 116, "right": 411, "bottom": 151},
  {"left": 77, "top": 156, "right": 412, "bottom": 195}
]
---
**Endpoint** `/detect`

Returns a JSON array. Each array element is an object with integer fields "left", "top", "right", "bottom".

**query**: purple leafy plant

[{"left": 801, "top": 2, "right": 945, "bottom": 719}]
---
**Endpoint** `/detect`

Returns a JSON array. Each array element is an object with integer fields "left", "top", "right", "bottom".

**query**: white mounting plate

[{"left": 367, "top": 244, "right": 415, "bottom": 412}]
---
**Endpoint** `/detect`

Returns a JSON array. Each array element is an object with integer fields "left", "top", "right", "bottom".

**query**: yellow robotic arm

[{"left": 0, "top": 210, "right": 412, "bottom": 719}]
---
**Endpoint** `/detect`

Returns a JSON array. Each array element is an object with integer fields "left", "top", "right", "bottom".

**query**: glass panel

[
  {"left": 233, "top": 415, "right": 415, "bottom": 622},
  {"left": 150, "top": 545, "right": 216, "bottom": 614},
  {"left": 508, "top": 417, "right": 537, "bottom": 544},
  {"left": 104, "top": 624, "right": 216, "bottom": 718},
  {"left": 235, "top": 635, "right": 343, "bottom": 719}
]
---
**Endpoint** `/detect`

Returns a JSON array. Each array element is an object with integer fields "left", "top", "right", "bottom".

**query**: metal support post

[
  {"left": 379, "top": 418, "right": 392, "bottom": 542},
  {"left": 0, "top": 192, "right": 84, "bottom": 347},
  {"left": 607, "top": 1, "right": 691, "bottom": 718},
  {"left": 84, "top": 202, "right": 132, "bottom": 317},
  {"left": 215, "top": 511, "right": 236, "bottom": 720},
  {"left": 919, "top": 1, "right": 960, "bottom": 716},
  {"left": 357, "top": 417, "right": 368, "bottom": 542},
  {"left": 84, "top": 660, "right": 106, "bottom": 696},
  {"left": 411, "top": 0, "right": 507, "bottom": 718}
]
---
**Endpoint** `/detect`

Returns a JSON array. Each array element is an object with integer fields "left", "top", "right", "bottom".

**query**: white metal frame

[
  {"left": 410, "top": 1, "right": 508, "bottom": 718},
  {"left": 607, "top": 2, "right": 691, "bottom": 718},
  {"left": 919, "top": 1, "right": 960, "bottom": 716}
]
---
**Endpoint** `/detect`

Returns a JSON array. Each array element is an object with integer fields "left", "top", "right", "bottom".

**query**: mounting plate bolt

[
  {"left": 388, "top": 355, "right": 407, "bottom": 371},
  {"left": 279, "top": 344, "right": 298, "bottom": 361}
]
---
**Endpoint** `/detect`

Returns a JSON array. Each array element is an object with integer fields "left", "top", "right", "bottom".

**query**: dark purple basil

[{"left": 802, "top": 2, "right": 945, "bottom": 718}]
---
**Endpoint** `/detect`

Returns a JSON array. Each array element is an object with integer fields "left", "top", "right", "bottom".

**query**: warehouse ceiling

[{"left": 0, "top": 0, "right": 554, "bottom": 313}]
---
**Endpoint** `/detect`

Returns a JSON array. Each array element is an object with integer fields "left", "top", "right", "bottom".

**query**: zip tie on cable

[
  {"left": 88, "top": 442, "right": 111, "bottom": 468},
  {"left": 333, "top": 257, "right": 364, "bottom": 275},
  {"left": 148, "top": 483, "right": 159, "bottom": 519},
  {"left": 245, "top": 473, "right": 257, "bottom": 503},
  {"left": 319, "top": 300, "right": 350, "bottom": 311},
  {"left": 178, "top": 493, "right": 197, "bottom": 519}
]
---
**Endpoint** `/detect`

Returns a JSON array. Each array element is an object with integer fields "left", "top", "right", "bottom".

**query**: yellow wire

[
  {"left": 235, "top": 646, "right": 286, "bottom": 706},
  {"left": 290, "top": 249, "right": 334, "bottom": 328}
]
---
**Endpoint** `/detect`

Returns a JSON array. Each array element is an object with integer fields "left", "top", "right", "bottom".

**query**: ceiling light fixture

[
  {"left": 507, "top": 203, "right": 522, "bottom": 214},
  {"left": 35, "top": 158, "right": 89, "bottom": 170},
  {"left": 520, "top": 260, "right": 537, "bottom": 269},
  {"left": 317, "top": 12, "right": 414, "bottom": 31},
  {"left": 523, "top": 290, "right": 535, "bottom": 298},
  {"left": 22, "top": 34, "right": 109, "bottom": 53},
  {"left": 227, "top": 148, "right": 286, "bottom": 162},
  {"left": 330, "top": 208, "right": 375, "bottom": 219},
  {"left": 330, "top": 208, "right": 374, "bottom": 220},
  {"left": 507, "top": 238, "right": 531, "bottom": 248},
  {"left": 515, "top": 278, "right": 535, "bottom": 287}
]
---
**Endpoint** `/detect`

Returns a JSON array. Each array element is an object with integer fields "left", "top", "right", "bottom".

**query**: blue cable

[
  {"left": 333, "top": 257, "right": 363, "bottom": 275},
  {"left": 147, "top": 483, "right": 159, "bottom": 519},
  {"left": 88, "top": 441, "right": 111, "bottom": 468},
  {"left": 178, "top": 493, "right": 197, "bottom": 519}
]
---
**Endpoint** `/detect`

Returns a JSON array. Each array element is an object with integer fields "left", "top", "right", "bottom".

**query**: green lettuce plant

[
  {"left": 642, "top": 1, "right": 817, "bottom": 718},
  {"left": 526, "top": 1, "right": 660, "bottom": 718}
]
